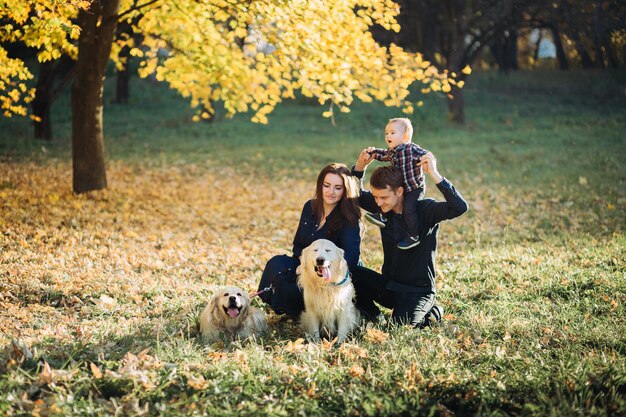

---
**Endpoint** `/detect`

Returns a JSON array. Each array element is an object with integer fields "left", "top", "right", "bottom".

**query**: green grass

[
  {"left": 0, "top": 69, "right": 625, "bottom": 416},
  {"left": 3, "top": 69, "right": 624, "bottom": 181}
]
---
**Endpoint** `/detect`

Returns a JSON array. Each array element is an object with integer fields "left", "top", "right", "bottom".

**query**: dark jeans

[
  {"left": 352, "top": 265, "right": 442, "bottom": 328},
  {"left": 404, "top": 188, "right": 425, "bottom": 239},
  {"left": 257, "top": 255, "right": 304, "bottom": 317}
]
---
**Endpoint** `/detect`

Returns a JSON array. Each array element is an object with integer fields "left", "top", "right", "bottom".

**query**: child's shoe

[
  {"left": 397, "top": 236, "right": 420, "bottom": 250},
  {"left": 364, "top": 212, "right": 387, "bottom": 228}
]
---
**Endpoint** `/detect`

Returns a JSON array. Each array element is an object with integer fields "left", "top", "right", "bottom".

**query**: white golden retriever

[
  {"left": 297, "top": 239, "right": 359, "bottom": 343},
  {"left": 199, "top": 285, "right": 267, "bottom": 342}
]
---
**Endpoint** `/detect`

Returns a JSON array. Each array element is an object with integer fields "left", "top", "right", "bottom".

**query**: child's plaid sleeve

[
  {"left": 411, "top": 145, "right": 428, "bottom": 161},
  {"left": 369, "top": 148, "right": 391, "bottom": 162}
]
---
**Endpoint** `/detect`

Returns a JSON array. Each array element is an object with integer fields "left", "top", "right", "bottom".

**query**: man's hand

[
  {"left": 418, "top": 152, "right": 443, "bottom": 183},
  {"left": 355, "top": 148, "right": 375, "bottom": 172}
]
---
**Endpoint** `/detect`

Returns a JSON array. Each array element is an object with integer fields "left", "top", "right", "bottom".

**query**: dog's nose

[
  {"left": 229, "top": 296, "right": 236, "bottom": 302},
  {"left": 316, "top": 257, "right": 325, "bottom": 265}
]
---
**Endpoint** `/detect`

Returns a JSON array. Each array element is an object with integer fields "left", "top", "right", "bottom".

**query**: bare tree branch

[{"left": 117, "top": 0, "right": 162, "bottom": 21}]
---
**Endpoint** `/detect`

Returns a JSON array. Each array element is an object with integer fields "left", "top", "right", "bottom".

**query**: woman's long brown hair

[{"left": 311, "top": 163, "right": 361, "bottom": 238}]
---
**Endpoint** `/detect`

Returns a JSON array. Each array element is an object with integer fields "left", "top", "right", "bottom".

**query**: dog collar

[{"left": 330, "top": 271, "right": 351, "bottom": 287}]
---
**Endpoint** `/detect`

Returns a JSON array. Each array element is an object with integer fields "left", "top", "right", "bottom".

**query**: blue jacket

[{"left": 292, "top": 200, "right": 361, "bottom": 271}]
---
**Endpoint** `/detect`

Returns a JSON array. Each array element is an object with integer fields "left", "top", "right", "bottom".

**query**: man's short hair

[{"left": 370, "top": 166, "right": 404, "bottom": 191}]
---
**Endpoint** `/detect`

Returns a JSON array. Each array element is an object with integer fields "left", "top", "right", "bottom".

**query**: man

[{"left": 352, "top": 149, "right": 468, "bottom": 327}]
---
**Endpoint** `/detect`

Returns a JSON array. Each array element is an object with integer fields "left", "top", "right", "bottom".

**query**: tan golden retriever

[
  {"left": 297, "top": 239, "right": 359, "bottom": 343},
  {"left": 199, "top": 286, "right": 267, "bottom": 342}
]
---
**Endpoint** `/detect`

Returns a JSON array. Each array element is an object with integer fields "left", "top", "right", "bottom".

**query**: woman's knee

[
  {"left": 264, "top": 255, "right": 293, "bottom": 273},
  {"left": 258, "top": 255, "right": 303, "bottom": 316}
]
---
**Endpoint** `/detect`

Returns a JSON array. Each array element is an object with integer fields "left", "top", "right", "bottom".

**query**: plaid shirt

[{"left": 369, "top": 143, "right": 428, "bottom": 192}]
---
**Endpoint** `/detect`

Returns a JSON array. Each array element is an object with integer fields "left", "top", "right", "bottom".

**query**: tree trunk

[
  {"left": 33, "top": 57, "right": 75, "bottom": 140},
  {"left": 533, "top": 29, "right": 543, "bottom": 65},
  {"left": 491, "top": 30, "right": 519, "bottom": 73},
  {"left": 33, "top": 61, "right": 54, "bottom": 141},
  {"left": 603, "top": 36, "right": 619, "bottom": 69},
  {"left": 114, "top": 64, "right": 130, "bottom": 104},
  {"left": 72, "top": 0, "right": 121, "bottom": 194},
  {"left": 592, "top": 0, "right": 606, "bottom": 68},
  {"left": 505, "top": 29, "right": 519, "bottom": 71},
  {"left": 113, "top": 20, "right": 134, "bottom": 104},
  {"left": 33, "top": 95, "right": 52, "bottom": 140},
  {"left": 489, "top": 39, "right": 506, "bottom": 71},
  {"left": 447, "top": 85, "right": 464, "bottom": 124},
  {"left": 573, "top": 38, "right": 594, "bottom": 68},
  {"left": 551, "top": 26, "right": 569, "bottom": 70},
  {"left": 561, "top": 0, "right": 594, "bottom": 68}
]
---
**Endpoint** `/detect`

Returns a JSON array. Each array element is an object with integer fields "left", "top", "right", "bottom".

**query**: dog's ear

[
  {"left": 337, "top": 247, "right": 348, "bottom": 272},
  {"left": 296, "top": 247, "right": 308, "bottom": 275},
  {"left": 210, "top": 292, "right": 222, "bottom": 320},
  {"left": 211, "top": 291, "right": 221, "bottom": 308},
  {"left": 340, "top": 257, "right": 348, "bottom": 273},
  {"left": 299, "top": 246, "right": 308, "bottom": 262},
  {"left": 239, "top": 300, "right": 249, "bottom": 322},
  {"left": 240, "top": 291, "right": 250, "bottom": 315}
]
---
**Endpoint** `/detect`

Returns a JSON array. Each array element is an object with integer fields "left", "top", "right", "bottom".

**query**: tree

[
  {"left": 112, "top": 15, "right": 144, "bottom": 104},
  {"left": 2, "top": 0, "right": 457, "bottom": 193},
  {"left": 0, "top": 1, "right": 84, "bottom": 120},
  {"left": 526, "top": 0, "right": 626, "bottom": 69},
  {"left": 127, "top": 0, "right": 456, "bottom": 123},
  {"left": 32, "top": 56, "right": 75, "bottom": 140},
  {"left": 71, "top": 0, "right": 122, "bottom": 193},
  {"left": 374, "top": 0, "right": 528, "bottom": 124},
  {"left": 489, "top": 29, "right": 519, "bottom": 73}
]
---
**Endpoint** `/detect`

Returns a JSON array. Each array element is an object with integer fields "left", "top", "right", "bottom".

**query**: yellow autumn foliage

[
  {"left": 0, "top": 0, "right": 87, "bottom": 117},
  {"left": 1, "top": 0, "right": 461, "bottom": 122},
  {"left": 131, "top": 0, "right": 457, "bottom": 122}
]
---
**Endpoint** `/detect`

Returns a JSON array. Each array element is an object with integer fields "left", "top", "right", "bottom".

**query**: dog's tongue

[
  {"left": 321, "top": 266, "right": 332, "bottom": 281},
  {"left": 227, "top": 307, "right": 240, "bottom": 318}
]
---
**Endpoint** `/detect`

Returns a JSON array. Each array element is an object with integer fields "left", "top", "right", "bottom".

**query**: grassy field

[{"left": 0, "top": 70, "right": 625, "bottom": 416}]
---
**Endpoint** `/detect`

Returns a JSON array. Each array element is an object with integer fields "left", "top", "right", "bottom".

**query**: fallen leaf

[
  {"left": 339, "top": 344, "right": 368, "bottom": 359},
  {"left": 187, "top": 374, "right": 210, "bottom": 390},
  {"left": 90, "top": 362, "right": 103, "bottom": 379},
  {"left": 96, "top": 294, "right": 118, "bottom": 311},
  {"left": 305, "top": 381, "right": 317, "bottom": 398},
  {"left": 321, "top": 337, "right": 338, "bottom": 350},
  {"left": 365, "top": 328, "right": 389, "bottom": 343},
  {"left": 285, "top": 338, "right": 306, "bottom": 353},
  {"left": 348, "top": 364, "right": 365, "bottom": 378}
]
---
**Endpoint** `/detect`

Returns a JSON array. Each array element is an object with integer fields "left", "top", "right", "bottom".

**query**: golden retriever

[
  {"left": 297, "top": 239, "right": 359, "bottom": 343},
  {"left": 199, "top": 285, "right": 267, "bottom": 342}
]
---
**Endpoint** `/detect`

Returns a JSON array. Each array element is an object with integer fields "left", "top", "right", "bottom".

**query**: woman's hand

[{"left": 355, "top": 148, "right": 374, "bottom": 171}]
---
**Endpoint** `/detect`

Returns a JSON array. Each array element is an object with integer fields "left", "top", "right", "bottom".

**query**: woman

[{"left": 257, "top": 163, "right": 362, "bottom": 317}]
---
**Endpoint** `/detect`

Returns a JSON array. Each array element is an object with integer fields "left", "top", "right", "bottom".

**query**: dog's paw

[{"left": 305, "top": 333, "right": 321, "bottom": 343}]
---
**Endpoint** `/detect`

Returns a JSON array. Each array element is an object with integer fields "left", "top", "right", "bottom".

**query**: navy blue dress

[{"left": 257, "top": 200, "right": 361, "bottom": 317}]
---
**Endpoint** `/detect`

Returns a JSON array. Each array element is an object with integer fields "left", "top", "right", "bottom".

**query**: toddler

[{"left": 364, "top": 117, "right": 427, "bottom": 250}]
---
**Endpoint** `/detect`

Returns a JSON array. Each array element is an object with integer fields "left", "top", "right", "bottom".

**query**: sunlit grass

[{"left": 0, "top": 69, "right": 625, "bottom": 416}]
